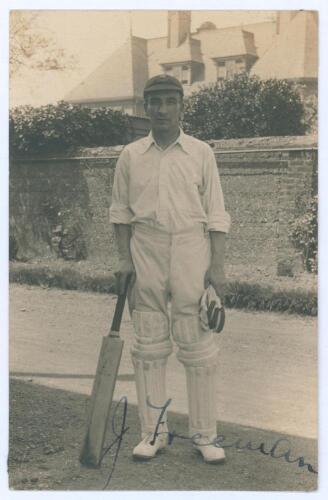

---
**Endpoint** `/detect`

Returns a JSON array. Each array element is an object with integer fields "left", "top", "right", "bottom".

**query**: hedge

[
  {"left": 10, "top": 263, "right": 317, "bottom": 317},
  {"left": 182, "top": 74, "right": 306, "bottom": 140},
  {"left": 9, "top": 101, "right": 131, "bottom": 155},
  {"left": 225, "top": 281, "right": 317, "bottom": 316}
]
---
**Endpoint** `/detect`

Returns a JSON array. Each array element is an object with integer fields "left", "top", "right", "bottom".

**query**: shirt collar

[{"left": 140, "top": 128, "right": 191, "bottom": 155}]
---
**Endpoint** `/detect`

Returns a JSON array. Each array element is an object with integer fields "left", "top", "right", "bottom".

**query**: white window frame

[
  {"left": 235, "top": 58, "right": 245, "bottom": 73},
  {"left": 217, "top": 61, "right": 226, "bottom": 80},
  {"left": 164, "top": 64, "right": 191, "bottom": 85},
  {"left": 181, "top": 64, "right": 190, "bottom": 85}
]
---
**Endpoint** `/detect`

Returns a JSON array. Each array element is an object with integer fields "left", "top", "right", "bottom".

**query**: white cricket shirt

[{"left": 109, "top": 129, "right": 231, "bottom": 234}]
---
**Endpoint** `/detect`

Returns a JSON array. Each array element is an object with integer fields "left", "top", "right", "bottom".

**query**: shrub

[
  {"left": 9, "top": 235, "right": 19, "bottom": 261},
  {"left": 9, "top": 101, "right": 131, "bottom": 155},
  {"left": 276, "top": 258, "right": 294, "bottom": 277},
  {"left": 225, "top": 281, "right": 317, "bottom": 316},
  {"left": 303, "top": 94, "right": 318, "bottom": 134},
  {"left": 182, "top": 73, "right": 306, "bottom": 140},
  {"left": 9, "top": 262, "right": 317, "bottom": 316},
  {"left": 289, "top": 195, "right": 318, "bottom": 273}
]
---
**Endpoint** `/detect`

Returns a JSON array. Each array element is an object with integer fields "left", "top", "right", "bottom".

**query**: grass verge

[
  {"left": 225, "top": 281, "right": 317, "bottom": 316},
  {"left": 9, "top": 261, "right": 317, "bottom": 317},
  {"left": 9, "top": 262, "right": 116, "bottom": 294}
]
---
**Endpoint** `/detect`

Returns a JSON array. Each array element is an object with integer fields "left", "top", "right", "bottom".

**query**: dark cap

[{"left": 144, "top": 74, "right": 184, "bottom": 98}]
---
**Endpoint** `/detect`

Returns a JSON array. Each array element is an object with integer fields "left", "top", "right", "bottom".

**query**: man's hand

[
  {"left": 115, "top": 258, "right": 136, "bottom": 296},
  {"left": 204, "top": 262, "right": 226, "bottom": 301}
]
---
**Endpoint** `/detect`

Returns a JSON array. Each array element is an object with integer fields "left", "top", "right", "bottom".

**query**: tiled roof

[
  {"left": 65, "top": 36, "right": 148, "bottom": 102},
  {"left": 64, "top": 14, "right": 317, "bottom": 107},
  {"left": 239, "top": 21, "right": 277, "bottom": 58},
  {"left": 159, "top": 37, "right": 203, "bottom": 65},
  {"left": 192, "top": 28, "right": 257, "bottom": 58},
  {"left": 250, "top": 11, "right": 318, "bottom": 80}
]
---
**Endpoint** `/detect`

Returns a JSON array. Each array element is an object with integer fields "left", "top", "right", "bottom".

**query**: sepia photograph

[{"left": 6, "top": 4, "right": 319, "bottom": 493}]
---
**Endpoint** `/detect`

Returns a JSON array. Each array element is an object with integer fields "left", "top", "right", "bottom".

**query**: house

[
  {"left": 65, "top": 10, "right": 318, "bottom": 116},
  {"left": 250, "top": 11, "right": 318, "bottom": 99}
]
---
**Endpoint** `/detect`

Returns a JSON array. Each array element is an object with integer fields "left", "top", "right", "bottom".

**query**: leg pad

[
  {"left": 131, "top": 310, "right": 172, "bottom": 436},
  {"left": 173, "top": 315, "right": 220, "bottom": 440}
]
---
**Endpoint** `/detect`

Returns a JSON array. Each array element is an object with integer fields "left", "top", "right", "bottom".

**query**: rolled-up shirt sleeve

[
  {"left": 203, "top": 144, "right": 231, "bottom": 233},
  {"left": 109, "top": 148, "right": 133, "bottom": 224}
]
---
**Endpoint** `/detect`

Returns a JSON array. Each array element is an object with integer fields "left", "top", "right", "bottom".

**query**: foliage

[
  {"left": 303, "top": 94, "right": 318, "bottom": 134},
  {"left": 10, "top": 101, "right": 132, "bottom": 155},
  {"left": 225, "top": 281, "right": 317, "bottom": 316},
  {"left": 289, "top": 196, "right": 318, "bottom": 273},
  {"left": 9, "top": 262, "right": 317, "bottom": 316},
  {"left": 182, "top": 73, "right": 306, "bottom": 140},
  {"left": 276, "top": 258, "right": 294, "bottom": 277},
  {"left": 9, "top": 264, "right": 116, "bottom": 295},
  {"left": 10, "top": 11, "right": 76, "bottom": 77},
  {"left": 9, "top": 235, "right": 19, "bottom": 261},
  {"left": 51, "top": 213, "right": 87, "bottom": 262}
]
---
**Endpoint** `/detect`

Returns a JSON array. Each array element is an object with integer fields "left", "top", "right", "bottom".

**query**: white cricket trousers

[{"left": 129, "top": 223, "right": 220, "bottom": 441}]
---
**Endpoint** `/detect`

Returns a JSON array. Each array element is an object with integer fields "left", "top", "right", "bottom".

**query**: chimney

[{"left": 167, "top": 11, "right": 191, "bottom": 48}]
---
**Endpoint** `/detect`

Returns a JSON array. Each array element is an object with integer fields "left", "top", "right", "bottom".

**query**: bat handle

[{"left": 109, "top": 274, "right": 131, "bottom": 335}]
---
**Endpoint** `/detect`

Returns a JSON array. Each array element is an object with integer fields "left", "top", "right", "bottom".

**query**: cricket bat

[{"left": 79, "top": 279, "right": 130, "bottom": 467}]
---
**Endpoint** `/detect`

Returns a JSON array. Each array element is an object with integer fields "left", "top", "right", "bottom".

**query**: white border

[{"left": 1, "top": 1, "right": 327, "bottom": 499}]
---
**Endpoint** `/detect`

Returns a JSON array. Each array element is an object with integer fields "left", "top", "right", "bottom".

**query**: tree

[
  {"left": 182, "top": 73, "right": 306, "bottom": 140},
  {"left": 10, "top": 11, "right": 76, "bottom": 77}
]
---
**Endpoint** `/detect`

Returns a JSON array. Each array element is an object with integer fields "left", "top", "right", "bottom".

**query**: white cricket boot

[
  {"left": 132, "top": 423, "right": 169, "bottom": 459},
  {"left": 173, "top": 316, "right": 225, "bottom": 464},
  {"left": 131, "top": 311, "right": 172, "bottom": 459},
  {"left": 192, "top": 438, "right": 226, "bottom": 463}
]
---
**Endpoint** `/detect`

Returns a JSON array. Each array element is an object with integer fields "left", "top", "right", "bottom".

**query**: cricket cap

[{"left": 143, "top": 74, "right": 184, "bottom": 98}]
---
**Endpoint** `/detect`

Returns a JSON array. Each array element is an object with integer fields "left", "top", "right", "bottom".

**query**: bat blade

[{"left": 79, "top": 335, "right": 124, "bottom": 467}]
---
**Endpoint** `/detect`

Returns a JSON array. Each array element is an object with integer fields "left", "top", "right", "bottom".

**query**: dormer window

[
  {"left": 163, "top": 64, "right": 191, "bottom": 85},
  {"left": 235, "top": 58, "right": 246, "bottom": 73},
  {"left": 216, "top": 57, "right": 248, "bottom": 79},
  {"left": 217, "top": 61, "right": 226, "bottom": 80},
  {"left": 181, "top": 65, "right": 190, "bottom": 84},
  {"left": 160, "top": 36, "right": 203, "bottom": 85}
]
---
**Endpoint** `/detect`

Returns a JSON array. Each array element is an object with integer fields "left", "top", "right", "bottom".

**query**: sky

[{"left": 10, "top": 10, "right": 277, "bottom": 107}]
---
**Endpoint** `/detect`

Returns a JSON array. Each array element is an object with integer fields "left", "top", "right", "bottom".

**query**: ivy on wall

[{"left": 289, "top": 195, "right": 318, "bottom": 273}]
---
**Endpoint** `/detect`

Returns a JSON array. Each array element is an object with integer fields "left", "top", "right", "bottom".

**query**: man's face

[{"left": 144, "top": 90, "right": 183, "bottom": 133}]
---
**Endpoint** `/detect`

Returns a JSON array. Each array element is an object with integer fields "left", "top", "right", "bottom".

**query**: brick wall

[{"left": 10, "top": 135, "right": 317, "bottom": 273}]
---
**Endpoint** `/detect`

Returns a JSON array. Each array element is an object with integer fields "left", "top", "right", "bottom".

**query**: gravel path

[
  {"left": 9, "top": 284, "right": 317, "bottom": 438},
  {"left": 8, "top": 284, "right": 318, "bottom": 491}
]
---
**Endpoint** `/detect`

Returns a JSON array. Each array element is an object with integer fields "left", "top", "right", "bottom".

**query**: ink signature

[
  {"left": 148, "top": 398, "right": 318, "bottom": 475},
  {"left": 99, "top": 396, "right": 129, "bottom": 490},
  {"left": 99, "top": 396, "right": 317, "bottom": 489}
]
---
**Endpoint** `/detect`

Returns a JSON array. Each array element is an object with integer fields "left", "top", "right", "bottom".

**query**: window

[
  {"left": 226, "top": 60, "right": 235, "bottom": 78},
  {"left": 181, "top": 65, "right": 190, "bottom": 84},
  {"left": 165, "top": 64, "right": 191, "bottom": 84},
  {"left": 217, "top": 61, "right": 226, "bottom": 80},
  {"left": 235, "top": 58, "right": 245, "bottom": 73},
  {"left": 172, "top": 66, "right": 181, "bottom": 80}
]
